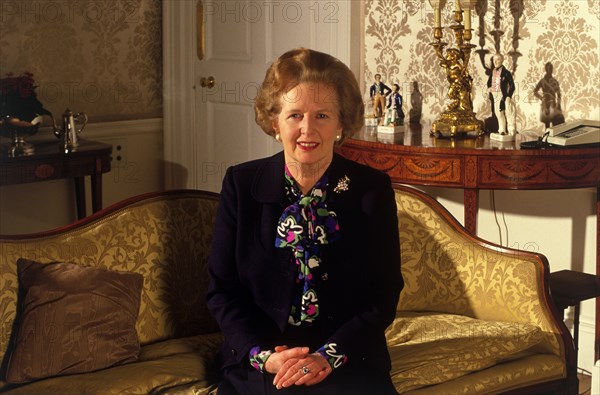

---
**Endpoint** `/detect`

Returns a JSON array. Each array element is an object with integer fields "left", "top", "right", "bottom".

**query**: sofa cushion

[
  {"left": 386, "top": 311, "right": 544, "bottom": 393},
  {"left": 1, "top": 333, "right": 224, "bottom": 395},
  {"left": 403, "top": 354, "right": 566, "bottom": 395},
  {"left": 5, "top": 259, "right": 144, "bottom": 383}
]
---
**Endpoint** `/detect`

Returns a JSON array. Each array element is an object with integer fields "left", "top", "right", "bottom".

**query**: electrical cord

[
  {"left": 520, "top": 131, "right": 551, "bottom": 149},
  {"left": 489, "top": 190, "right": 510, "bottom": 247},
  {"left": 490, "top": 190, "right": 503, "bottom": 246},
  {"left": 502, "top": 211, "right": 509, "bottom": 247}
]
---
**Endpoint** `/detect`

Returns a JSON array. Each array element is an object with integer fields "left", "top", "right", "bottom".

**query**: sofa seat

[
  {"left": 386, "top": 311, "right": 565, "bottom": 394},
  {"left": 403, "top": 354, "right": 565, "bottom": 395},
  {"left": 2, "top": 333, "right": 223, "bottom": 395}
]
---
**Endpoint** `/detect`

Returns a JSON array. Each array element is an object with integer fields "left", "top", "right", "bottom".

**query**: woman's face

[{"left": 273, "top": 82, "right": 342, "bottom": 170}]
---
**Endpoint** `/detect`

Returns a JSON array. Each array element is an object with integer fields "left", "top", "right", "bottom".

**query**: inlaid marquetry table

[{"left": 337, "top": 123, "right": 600, "bottom": 360}]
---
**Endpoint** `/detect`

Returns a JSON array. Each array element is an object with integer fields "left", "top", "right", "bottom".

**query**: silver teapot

[{"left": 54, "top": 108, "right": 87, "bottom": 150}]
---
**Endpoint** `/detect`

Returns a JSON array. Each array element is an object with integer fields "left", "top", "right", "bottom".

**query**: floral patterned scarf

[{"left": 275, "top": 165, "right": 340, "bottom": 326}]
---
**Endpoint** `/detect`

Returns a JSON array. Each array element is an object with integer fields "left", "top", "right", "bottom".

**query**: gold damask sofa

[{"left": 0, "top": 186, "right": 576, "bottom": 394}]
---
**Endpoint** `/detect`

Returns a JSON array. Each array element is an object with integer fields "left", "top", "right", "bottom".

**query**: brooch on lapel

[{"left": 333, "top": 175, "right": 350, "bottom": 193}]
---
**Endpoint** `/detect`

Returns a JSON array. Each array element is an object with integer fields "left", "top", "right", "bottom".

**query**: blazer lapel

[
  {"left": 251, "top": 151, "right": 285, "bottom": 204},
  {"left": 250, "top": 151, "right": 293, "bottom": 276}
]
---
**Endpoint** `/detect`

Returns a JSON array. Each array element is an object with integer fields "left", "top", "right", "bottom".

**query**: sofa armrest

[{"left": 393, "top": 185, "right": 574, "bottom": 362}]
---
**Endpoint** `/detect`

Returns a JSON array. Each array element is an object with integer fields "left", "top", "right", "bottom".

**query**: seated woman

[{"left": 206, "top": 48, "right": 403, "bottom": 395}]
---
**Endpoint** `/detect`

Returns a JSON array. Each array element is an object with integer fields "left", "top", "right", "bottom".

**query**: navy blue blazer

[{"left": 206, "top": 151, "right": 402, "bottom": 375}]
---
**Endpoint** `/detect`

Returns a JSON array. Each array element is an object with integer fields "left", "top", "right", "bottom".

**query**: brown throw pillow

[{"left": 6, "top": 259, "right": 144, "bottom": 383}]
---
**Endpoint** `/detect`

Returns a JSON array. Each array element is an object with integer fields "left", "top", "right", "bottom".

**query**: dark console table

[
  {"left": 0, "top": 139, "right": 112, "bottom": 220},
  {"left": 337, "top": 123, "right": 600, "bottom": 361}
]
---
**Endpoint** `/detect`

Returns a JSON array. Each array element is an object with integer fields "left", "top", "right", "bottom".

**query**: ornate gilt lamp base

[{"left": 431, "top": 110, "right": 484, "bottom": 137}]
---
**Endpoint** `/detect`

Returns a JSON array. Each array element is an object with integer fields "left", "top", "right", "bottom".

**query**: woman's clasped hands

[{"left": 266, "top": 346, "right": 332, "bottom": 389}]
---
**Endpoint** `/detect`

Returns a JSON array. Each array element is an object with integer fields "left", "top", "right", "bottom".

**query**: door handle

[{"left": 200, "top": 76, "right": 215, "bottom": 88}]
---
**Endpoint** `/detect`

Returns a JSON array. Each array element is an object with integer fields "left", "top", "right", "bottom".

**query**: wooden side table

[{"left": 0, "top": 138, "right": 112, "bottom": 220}]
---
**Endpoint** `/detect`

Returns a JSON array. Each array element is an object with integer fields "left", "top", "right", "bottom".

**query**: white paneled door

[{"left": 164, "top": 0, "right": 355, "bottom": 192}]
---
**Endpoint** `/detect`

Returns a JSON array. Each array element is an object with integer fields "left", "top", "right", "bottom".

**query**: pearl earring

[
  {"left": 335, "top": 135, "right": 342, "bottom": 141},
  {"left": 275, "top": 133, "right": 281, "bottom": 142}
]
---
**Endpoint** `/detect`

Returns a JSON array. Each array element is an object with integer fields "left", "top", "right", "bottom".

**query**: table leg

[
  {"left": 594, "top": 186, "right": 600, "bottom": 365},
  {"left": 91, "top": 172, "right": 103, "bottom": 213},
  {"left": 74, "top": 177, "right": 86, "bottom": 220},
  {"left": 464, "top": 188, "right": 479, "bottom": 235},
  {"left": 574, "top": 303, "right": 581, "bottom": 366}
]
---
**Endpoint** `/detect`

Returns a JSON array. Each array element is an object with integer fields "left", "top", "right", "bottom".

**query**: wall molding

[
  {"left": 34, "top": 117, "right": 162, "bottom": 142},
  {"left": 84, "top": 118, "right": 162, "bottom": 139},
  {"left": 162, "top": 1, "right": 198, "bottom": 190}
]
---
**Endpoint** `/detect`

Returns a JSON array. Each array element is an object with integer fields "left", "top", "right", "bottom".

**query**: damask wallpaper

[
  {"left": 364, "top": 0, "right": 600, "bottom": 133},
  {"left": 0, "top": 0, "right": 162, "bottom": 122}
]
